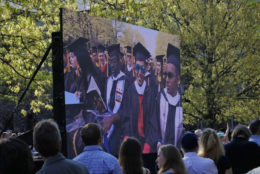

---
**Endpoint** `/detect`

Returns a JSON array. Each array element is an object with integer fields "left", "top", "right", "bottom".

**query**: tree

[
  {"left": 0, "top": 0, "right": 76, "bottom": 131},
  {"left": 63, "top": 8, "right": 118, "bottom": 45},
  {"left": 117, "top": 24, "right": 145, "bottom": 48},
  {"left": 155, "top": 31, "right": 180, "bottom": 56},
  {"left": 1, "top": 0, "right": 259, "bottom": 130},
  {"left": 171, "top": 0, "right": 260, "bottom": 126}
]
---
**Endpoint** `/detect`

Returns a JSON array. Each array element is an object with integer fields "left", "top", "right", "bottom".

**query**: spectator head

[
  {"left": 217, "top": 132, "right": 225, "bottom": 139},
  {"left": 80, "top": 123, "right": 101, "bottom": 146},
  {"left": 119, "top": 137, "right": 143, "bottom": 174},
  {"left": 217, "top": 132, "right": 228, "bottom": 144},
  {"left": 33, "top": 119, "right": 61, "bottom": 158},
  {"left": 194, "top": 129, "right": 203, "bottom": 138},
  {"left": 231, "top": 124, "right": 252, "bottom": 140},
  {"left": 181, "top": 132, "right": 198, "bottom": 153},
  {"left": 198, "top": 128, "right": 225, "bottom": 164},
  {"left": 249, "top": 119, "right": 260, "bottom": 135},
  {"left": 156, "top": 144, "right": 187, "bottom": 174},
  {"left": 0, "top": 138, "right": 34, "bottom": 174}
]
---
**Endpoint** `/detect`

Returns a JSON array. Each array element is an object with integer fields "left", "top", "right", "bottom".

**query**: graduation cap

[
  {"left": 107, "top": 44, "right": 122, "bottom": 60},
  {"left": 125, "top": 46, "right": 132, "bottom": 53},
  {"left": 167, "top": 43, "right": 180, "bottom": 74},
  {"left": 133, "top": 42, "right": 151, "bottom": 62},
  {"left": 65, "top": 37, "right": 88, "bottom": 53},
  {"left": 65, "top": 37, "right": 91, "bottom": 72},
  {"left": 156, "top": 55, "right": 164, "bottom": 63},
  {"left": 97, "top": 45, "right": 105, "bottom": 53}
]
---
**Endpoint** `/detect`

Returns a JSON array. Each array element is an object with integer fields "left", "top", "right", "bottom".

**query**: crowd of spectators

[{"left": 0, "top": 118, "right": 260, "bottom": 174}]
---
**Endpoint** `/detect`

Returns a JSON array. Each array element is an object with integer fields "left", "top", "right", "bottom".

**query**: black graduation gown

[
  {"left": 104, "top": 74, "right": 130, "bottom": 156},
  {"left": 64, "top": 67, "right": 81, "bottom": 93},
  {"left": 120, "top": 82, "right": 159, "bottom": 152},
  {"left": 66, "top": 72, "right": 105, "bottom": 159},
  {"left": 145, "top": 71, "right": 157, "bottom": 91},
  {"left": 124, "top": 66, "right": 135, "bottom": 86},
  {"left": 154, "top": 90, "right": 182, "bottom": 147},
  {"left": 155, "top": 75, "right": 166, "bottom": 93}
]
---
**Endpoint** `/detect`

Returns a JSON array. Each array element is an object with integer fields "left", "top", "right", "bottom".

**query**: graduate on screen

[
  {"left": 120, "top": 42, "right": 158, "bottom": 153},
  {"left": 123, "top": 46, "right": 135, "bottom": 85},
  {"left": 154, "top": 43, "right": 183, "bottom": 148},
  {"left": 97, "top": 45, "right": 107, "bottom": 74},
  {"left": 102, "top": 44, "right": 130, "bottom": 156},
  {"left": 155, "top": 55, "right": 165, "bottom": 92},
  {"left": 64, "top": 37, "right": 87, "bottom": 93},
  {"left": 64, "top": 37, "right": 105, "bottom": 158}
]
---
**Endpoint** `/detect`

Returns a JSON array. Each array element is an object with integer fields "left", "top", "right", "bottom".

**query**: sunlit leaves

[{"left": 0, "top": 0, "right": 77, "bottom": 116}]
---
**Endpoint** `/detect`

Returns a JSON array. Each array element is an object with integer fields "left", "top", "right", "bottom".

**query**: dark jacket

[
  {"left": 36, "top": 153, "right": 89, "bottom": 174},
  {"left": 224, "top": 137, "right": 260, "bottom": 174}
]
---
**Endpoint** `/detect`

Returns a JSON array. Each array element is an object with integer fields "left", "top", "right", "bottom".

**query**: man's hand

[
  {"left": 102, "top": 116, "right": 114, "bottom": 133},
  {"left": 74, "top": 110, "right": 83, "bottom": 120},
  {"left": 102, "top": 113, "right": 120, "bottom": 133},
  {"left": 74, "top": 91, "right": 82, "bottom": 101}
]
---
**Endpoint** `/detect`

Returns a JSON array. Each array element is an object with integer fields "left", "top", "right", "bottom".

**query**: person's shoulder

[
  {"left": 37, "top": 158, "right": 89, "bottom": 174},
  {"left": 224, "top": 141, "right": 233, "bottom": 149},
  {"left": 196, "top": 155, "right": 215, "bottom": 165},
  {"left": 124, "top": 82, "right": 136, "bottom": 95},
  {"left": 64, "top": 159, "right": 89, "bottom": 173},
  {"left": 247, "top": 140, "right": 260, "bottom": 147},
  {"left": 247, "top": 166, "right": 260, "bottom": 174},
  {"left": 101, "top": 152, "right": 122, "bottom": 172},
  {"left": 246, "top": 141, "right": 260, "bottom": 152},
  {"left": 36, "top": 168, "right": 45, "bottom": 174},
  {"left": 63, "top": 157, "right": 86, "bottom": 167},
  {"left": 199, "top": 157, "right": 218, "bottom": 173},
  {"left": 142, "top": 167, "right": 151, "bottom": 174},
  {"left": 73, "top": 151, "right": 88, "bottom": 161},
  {"left": 101, "top": 151, "right": 119, "bottom": 161},
  {"left": 64, "top": 158, "right": 86, "bottom": 167}
]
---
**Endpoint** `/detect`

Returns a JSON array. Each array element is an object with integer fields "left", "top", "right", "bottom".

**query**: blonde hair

[
  {"left": 198, "top": 128, "right": 225, "bottom": 164},
  {"left": 158, "top": 144, "right": 187, "bottom": 174}
]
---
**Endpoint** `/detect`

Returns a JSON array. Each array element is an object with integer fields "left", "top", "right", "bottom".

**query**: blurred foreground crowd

[{"left": 0, "top": 118, "right": 260, "bottom": 174}]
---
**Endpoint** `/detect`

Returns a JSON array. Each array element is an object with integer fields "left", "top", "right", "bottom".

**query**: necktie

[{"left": 109, "top": 80, "right": 117, "bottom": 111}]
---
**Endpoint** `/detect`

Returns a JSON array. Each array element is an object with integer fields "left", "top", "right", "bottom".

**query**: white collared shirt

[
  {"left": 127, "top": 64, "right": 132, "bottom": 72},
  {"left": 145, "top": 71, "right": 150, "bottom": 77},
  {"left": 183, "top": 152, "right": 218, "bottom": 174},
  {"left": 134, "top": 80, "right": 146, "bottom": 95},
  {"left": 164, "top": 88, "right": 180, "bottom": 106},
  {"left": 160, "top": 89, "right": 181, "bottom": 141},
  {"left": 111, "top": 71, "right": 125, "bottom": 81}
]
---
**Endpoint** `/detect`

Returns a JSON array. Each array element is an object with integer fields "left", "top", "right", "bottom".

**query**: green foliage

[
  {"left": 1, "top": 0, "right": 259, "bottom": 128},
  {"left": 0, "top": 0, "right": 76, "bottom": 117}
]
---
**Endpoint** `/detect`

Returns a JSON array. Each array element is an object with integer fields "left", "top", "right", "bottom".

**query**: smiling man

[
  {"left": 154, "top": 43, "right": 183, "bottom": 148},
  {"left": 102, "top": 44, "right": 129, "bottom": 156},
  {"left": 120, "top": 42, "right": 158, "bottom": 153}
]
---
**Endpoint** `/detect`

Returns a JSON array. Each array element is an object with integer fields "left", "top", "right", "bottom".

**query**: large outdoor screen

[{"left": 62, "top": 8, "right": 182, "bottom": 158}]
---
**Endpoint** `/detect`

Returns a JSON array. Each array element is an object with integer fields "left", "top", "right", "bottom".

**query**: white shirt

[
  {"left": 134, "top": 80, "right": 146, "bottom": 95},
  {"left": 247, "top": 167, "right": 260, "bottom": 174},
  {"left": 183, "top": 152, "right": 218, "bottom": 174},
  {"left": 160, "top": 89, "right": 180, "bottom": 141},
  {"left": 127, "top": 64, "right": 132, "bottom": 72}
]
